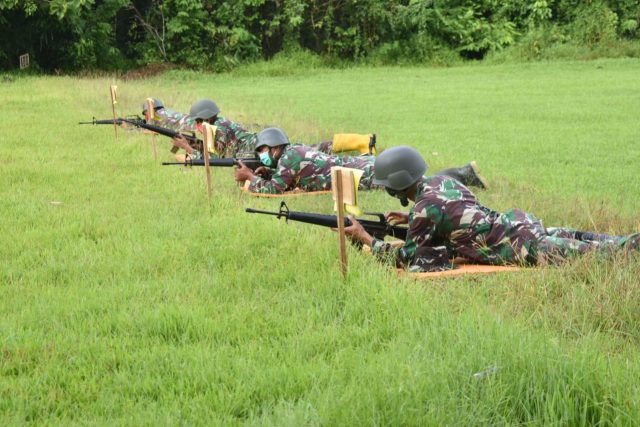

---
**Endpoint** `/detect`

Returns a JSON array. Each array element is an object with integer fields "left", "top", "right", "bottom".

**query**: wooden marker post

[
  {"left": 145, "top": 98, "right": 158, "bottom": 161},
  {"left": 202, "top": 123, "right": 214, "bottom": 199},
  {"left": 332, "top": 167, "right": 353, "bottom": 278},
  {"left": 19, "top": 53, "right": 30, "bottom": 69},
  {"left": 109, "top": 85, "right": 118, "bottom": 140}
]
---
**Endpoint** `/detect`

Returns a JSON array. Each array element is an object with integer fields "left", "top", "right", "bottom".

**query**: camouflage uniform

[
  {"left": 308, "top": 141, "right": 334, "bottom": 154},
  {"left": 181, "top": 115, "right": 253, "bottom": 159},
  {"left": 184, "top": 116, "right": 331, "bottom": 159},
  {"left": 248, "top": 144, "right": 377, "bottom": 194},
  {"left": 153, "top": 108, "right": 197, "bottom": 132},
  {"left": 371, "top": 175, "right": 640, "bottom": 272},
  {"left": 152, "top": 105, "right": 334, "bottom": 159},
  {"left": 211, "top": 116, "right": 258, "bottom": 157}
]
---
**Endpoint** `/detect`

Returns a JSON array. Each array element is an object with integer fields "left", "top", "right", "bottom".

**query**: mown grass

[{"left": 1, "top": 59, "right": 640, "bottom": 424}]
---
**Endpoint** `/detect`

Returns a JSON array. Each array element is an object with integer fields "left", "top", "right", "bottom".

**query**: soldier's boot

[
  {"left": 332, "top": 133, "right": 376, "bottom": 155},
  {"left": 369, "top": 133, "right": 376, "bottom": 155},
  {"left": 437, "top": 161, "right": 489, "bottom": 189}
]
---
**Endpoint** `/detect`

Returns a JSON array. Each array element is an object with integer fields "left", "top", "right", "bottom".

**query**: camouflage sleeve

[
  {"left": 216, "top": 118, "right": 258, "bottom": 157},
  {"left": 179, "top": 116, "right": 197, "bottom": 132},
  {"left": 371, "top": 204, "right": 453, "bottom": 272},
  {"left": 247, "top": 152, "right": 300, "bottom": 194},
  {"left": 187, "top": 149, "right": 220, "bottom": 160},
  {"left": 214, "top": 127, "right": 233, "bottom": 158}
]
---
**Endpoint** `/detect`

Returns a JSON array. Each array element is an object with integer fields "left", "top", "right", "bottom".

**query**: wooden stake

[
  {"left": 145, "top": 98, "right": 158, "bottom": 161},
  {"left": 109, "top": 85, "right": 118, "bottom": 140},
  {"left": 335, "top": 171, "right": 348, "bottom": 278},
  {"left": 202, "top": 123, "right": 214, "bottom": 199}
]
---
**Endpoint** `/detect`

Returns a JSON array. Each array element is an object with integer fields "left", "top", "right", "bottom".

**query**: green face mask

[{"left": 259, "top": 151, "right": 273, "bottom": 167}]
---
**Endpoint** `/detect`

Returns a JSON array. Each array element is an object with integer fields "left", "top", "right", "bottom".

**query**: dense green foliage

[
  {"left": 1, "top": 0, "right": 640, "bottom": 71},
  {"left": 1, "top": 59, "right": 640, "bottom": 424}
]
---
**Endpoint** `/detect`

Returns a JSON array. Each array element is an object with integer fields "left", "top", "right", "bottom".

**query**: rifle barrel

[
  {"left": 246, "top": 206, "right": 408, "bottom": 240},
  {"left": 80, "top": 119, "right": 119, "bottom": 125},
  {"left": 162, "top": 158, "right": 261, "bottom": 169},
  {"left": 245, "top": 208, "right": 283, "bottom": 217}
]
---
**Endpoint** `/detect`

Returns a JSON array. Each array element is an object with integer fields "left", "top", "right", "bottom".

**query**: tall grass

[{"left": 1, "top": 59, "right": 640, "bottom": 424}]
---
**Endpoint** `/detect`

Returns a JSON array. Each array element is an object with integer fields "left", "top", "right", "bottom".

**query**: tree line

[{"left": 1, "top": 0, "right": 638, "bottom": 72}]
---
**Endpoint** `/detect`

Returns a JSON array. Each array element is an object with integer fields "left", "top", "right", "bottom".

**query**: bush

[
  {"left": 1, "top": 0, "right": 639, "bottom": 72},
  {"left": 231, "top": 47, "right": 327, "bottom": 77},
  {"left": 368, "top": 35, "right": 462, "bottom": 66},
  {"left": 569, "top": 1, "right": 619, "bottom": 47}
]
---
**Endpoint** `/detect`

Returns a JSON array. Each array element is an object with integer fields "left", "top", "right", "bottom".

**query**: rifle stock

[
  {"left": 120, "top": 119, "right": 202, "bottom": 154},
  {"left": 246, "top": 201, "right": 408, "bottom": 242}
]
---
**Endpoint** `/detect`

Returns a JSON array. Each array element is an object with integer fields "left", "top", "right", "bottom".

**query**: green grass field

[{"left": 2, "top": 58, "right": 640, "bottom": 425}]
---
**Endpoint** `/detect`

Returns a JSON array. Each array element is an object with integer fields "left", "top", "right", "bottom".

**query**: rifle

[
  {"left": 246, "top": 201, "right": 408, "bottom": 243},
  {"left": 78, "top": 116, "right": 144, "bottom": 125},
  {"left": 79, "top": 117, "right": 201, "bottom": 153},
  {"left": 162, "top": 157, "right": 263, "bottom": 171}
]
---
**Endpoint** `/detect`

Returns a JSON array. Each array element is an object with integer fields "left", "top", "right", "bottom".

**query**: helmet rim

[{"left": 373, "top": 145, "right": 427, "bottom": 190}]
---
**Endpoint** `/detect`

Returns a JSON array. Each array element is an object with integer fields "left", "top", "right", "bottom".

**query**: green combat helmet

[
  {"left": 255, "top": 127, "right": 290, "bottom": 150},
  {"left": 141, "top": 98, "right": 164, "bottom": 114},
  {"left": 190, "top": 99, "right": 220, "bottom": 120},
  {"left": 373, "top": 145, "right": 427, "bottom": 206},
  {"left": 373, "top": 145, "right": 427, "bottom": 190}
]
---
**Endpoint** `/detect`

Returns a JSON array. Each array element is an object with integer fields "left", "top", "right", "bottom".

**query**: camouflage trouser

[
  {"left": 354, "top": 155, "right": 382, "bottom": 190},
  {"left": 308, "top": 141, "right": 333, "bottom": 154},
  {"left": 534, "top": 227, "right": 640, "bottom": 264},
  {"left": 459, "top": 210, "right": 640, "bottom": 267}
]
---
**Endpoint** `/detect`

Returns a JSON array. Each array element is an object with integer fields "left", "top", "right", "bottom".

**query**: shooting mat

[
  {"left": 363, "top": 245, "right": 523, "bottom": 278},
  {"left": 240, "top": 185, "right": 332, "bottom": 198},
  {"left": 401, "top": 263, "right": 521, "bottom": 279}
]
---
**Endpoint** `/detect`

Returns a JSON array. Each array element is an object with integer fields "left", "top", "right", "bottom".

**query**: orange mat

[
  {"left": 363, "top": 245, "right": 523, "bottom": 278},
  {"left": 240, "top": 185, "right": 331, "bottom": 198},
  {"left": 401, "top": 263, "right": 521, "bottom": 279}
]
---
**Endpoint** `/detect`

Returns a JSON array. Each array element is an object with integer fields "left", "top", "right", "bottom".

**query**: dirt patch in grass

[{"left": 122, "top": 63, "right": 176, "bottom": 80}]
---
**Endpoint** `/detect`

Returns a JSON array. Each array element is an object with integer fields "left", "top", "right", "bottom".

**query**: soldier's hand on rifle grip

[
  {"left": 339, "top": 217, "right": 374, "bottom": 247},
  {"left": 385, "top": 211, "right": 410, "bottom": 225},
  {"left": 234, "top": 160, "right": 255, "bottom": 183},
  {"left": 172, "top": 135, "right": 193, "bottom": 154},
  {"left": 253, "top": 166, "right": 270, "bottom": 177}
]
